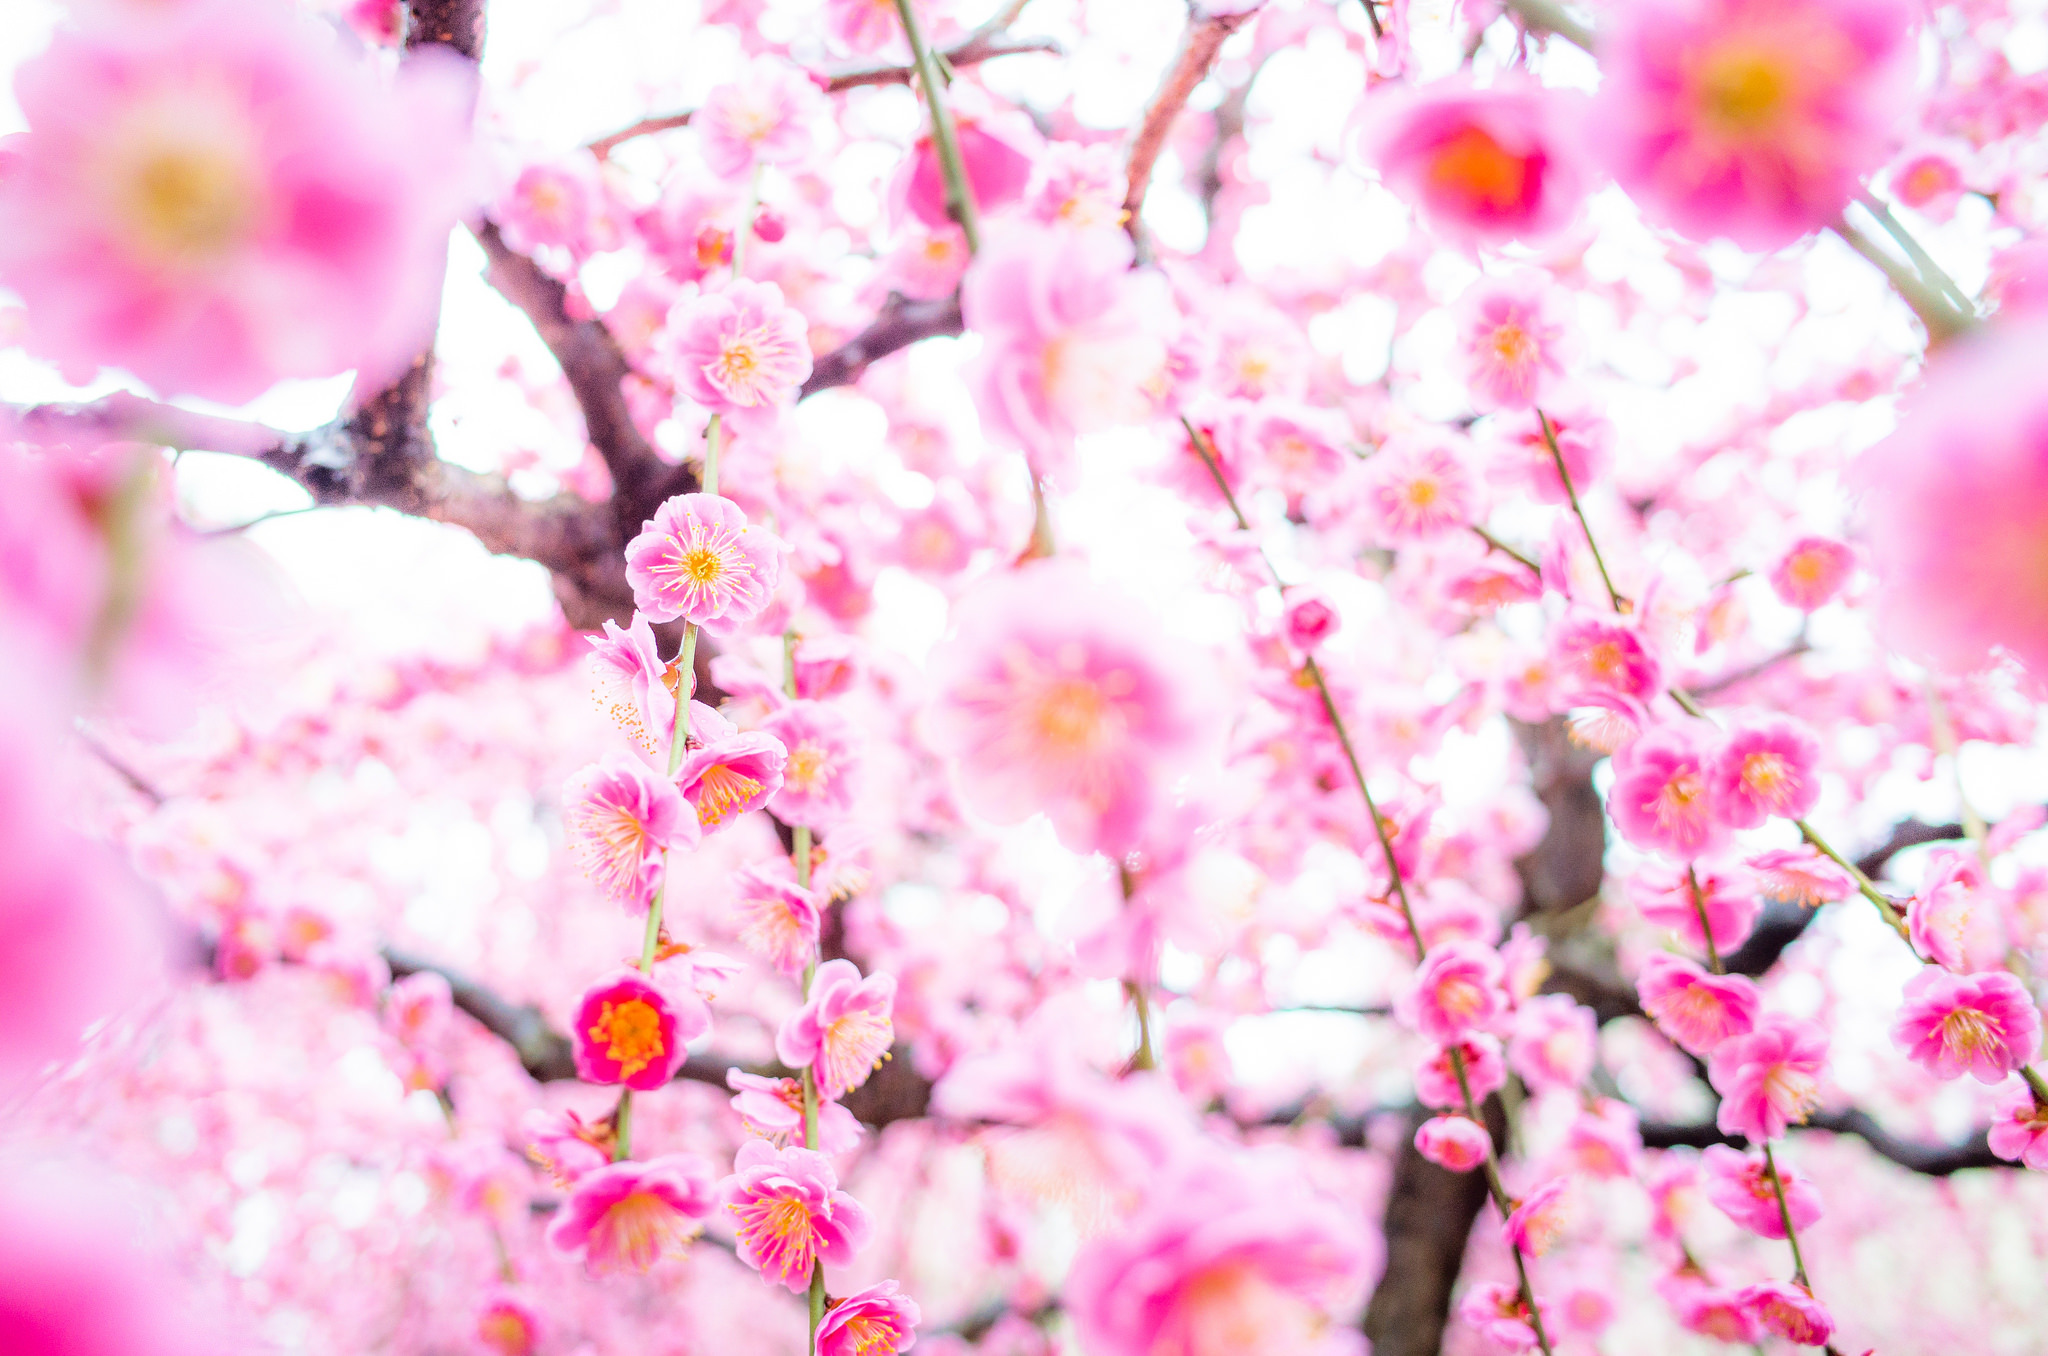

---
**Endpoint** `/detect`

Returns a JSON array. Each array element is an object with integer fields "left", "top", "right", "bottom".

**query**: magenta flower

[
  {"left": 776, "top": 957, "right": 895, "bottom": 1102},
  {"left": 625, "top": 493, "right": 784, "bottom": 631},
  {"left": 1506, "top": 993, "right": 1596, "bottom": 1093},
  {"left": 564, "top": 758, "right": 695, "bottom": 910},
  {"left": 1363, "top": 76, "right": 1593, "bottom": 246},
  {"left": 1282, "top": 589, "right": 1340, "bottom": 652},
  {"left": 1353, "top": 432, "right": 1483, "bottom": 544},
  {"left": 725, "top": 1070, "right": 864, "bottom": 1155},
  {"left": 731, "top": 864, "right": 823, "bottom": 977},
  {"left": 1891, "top": 966, "right": 2042, "bottom": 1084},
  {"left": 1459, "top": 1282, "right": 1551, "bottom": 1354},
  {"left": 1409, "top": 941, "right": 1507, "bottom": 1044},
  {"left": 1907, "top": 848, "right": 2010, "bottom": 974},
  {"left": 720, "top": 1139, "right": 873, "bottom": 1292},
  {"left": 1502, "top": 1176, "right": 1570, "bottom": 1257},
  {"left": 1416, "top": 1036, "right": 1507, "bottom": 1109},
  {"left": 1701, "top": 1144, "right": 1821, "bottom": 1238},
  {"left": 665, "top": 280, "right": 813, "bottom": 414},
  {"left": 1636, "top": 953, "right": 1760, "bottom": 1055},
  {"left": 762, "top": 700, "right": 860, "bottom": 828},
  {"left": 1590, "top": 0, "right": 1914, "bottom": 249},
  {"left": 1769, "top": 535, "right": 1856, "bottom": 611},
  {"left": 1987, "top": 1084, "right": 2048, "bottom": 1169},
  {"left": 1708, "top": 1015, "right": 1829, "bottom": 1140},
  {"left": 1549, "top": 612, "right": 1662, "bottom": 703},
  {"left": 0, "top": 0, "right": 466, "bottom": 403},
  {"left": 1707, "top": 715, "right": 1821, "bottom": 828},
  {"left": 1457, "top": 274, "right": 1571, "bottom": 412},
  {"left": 1415, "top": 1115, "right": 1491, "bottom": 1172},
  {"left": 587, "top": 612, "right": 680, "bottom": 761},
  {"left": 1736, "top": 1281, "right": 1835, "bottom": 1346},
  {"left": 570, "top": 969, "right": 707, "bottom": 1090},
  {"left": 697, "top": 58, "right": 821, "bottom": 180},
  {"left": 475, "top": 1286, "right": 542, "bottom": 1356},
  {"left": 545, "top": 1154, "right": 717, "bottom": 1274},
  {"left": 1609, "top": 723, "right": 1728, "bottom": 859},
  {"left": 901, "top": 117, "right": 1033, "bottom": 230},
  {"left": 677, "top": 730, "right": 788, "bottom": 833},
  {"left": 817, "top": 1281, "right": 922, "bottom": 1356}
]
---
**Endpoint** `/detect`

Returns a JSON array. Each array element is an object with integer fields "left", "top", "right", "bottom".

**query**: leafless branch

[
  {"left": 798, "top": 292, "right": 965, "bottom": 400},
  {"left": 1688, "top": 637, "right": 1812, "bottom": 699},
  {"left": 1641, "top": 1110, "right": 2006, "bottom": 1177},
  {"left": 1121, "top": 7, "right": 1259, "bottom": 246}
]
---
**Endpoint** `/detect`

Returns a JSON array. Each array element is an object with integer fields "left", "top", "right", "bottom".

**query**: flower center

[
  {"left": 680, "top": 545, "right": 728, "bottom": 585},
  {"left": 823, "top": 1007, "right": 892, "bottom": 1096},
  {"left": 1762, "top": 1066, "right": 1821, "bottom": 1124},
  {"left": 695, "top": 764, "right": 765, "bottom": 828},
  {"left": 1941, "top": 1005, "right": 1997, "bottom": 1057},
  {"left": 115, "top": 141, "right": 256, "bottom": 267},
  {"left": 785, "top": 743, "right": 828, "bottom": 792},
  {"left": 1034, "top": 678, "right": 1110, "bottom": 751},
  {"left": 730, "top": 1191, "right": 815, "bottom": 1282},
  {"left": 1426, "top": 125, "right": 1530, "bottom": 211},
  {"left": 1654, "top": 770, "right": 1706, "bottom": 829},
  {"left": 1402, "top": 476, "right": 1443, "bottom": 510},
  {"left": 594, "top": 1190, "right": 697, "bottom": 1272},
  {"left": 1488, "top": 322, "right": 1536, "bottom": 369},
  {"left": 1693, "top": 43, "right": 1793, "bottom": 136},
  {"left": 1742, "top": 751, "right": 1790, "bottom": 802},
  {"left": 478, "top": 1309, "right": 534, "bottom": 1356},
  {"left": 589, "top": 997, "right": 666, "bottom": 1078},
  {"left": 842, "top": 1315, "right": 902, "bottom": 1356}
]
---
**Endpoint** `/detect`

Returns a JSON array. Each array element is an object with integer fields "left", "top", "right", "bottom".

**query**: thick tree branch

[
  {"left": 798, "top": 292, "right": 965, "bottom": 400},
  {"left": 1641, "top": 1110, "right": 2005, "bottom": 1177},
  {"left": 1364, "top": 1099, "right": 1503, "bottom": 1356},
  {"left": 1122, "top": 6, "right": 1258, "bottom": 246}
]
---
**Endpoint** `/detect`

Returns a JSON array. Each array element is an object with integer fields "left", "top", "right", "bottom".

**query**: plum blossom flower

[
  {"left": 720, "top": 1139, "right": 874, "bottom": 1292},
  {"left": 1416, "top": 1036, "right": 1507, "bottom": 1109},
  {"left": 666, "top": 280, "right": 813, "bottom": 414},
  {"left": 1708, "top": 1015, "right": 1829, "bottom": 1140},
  {"left": 928, "top": 562, "right": 1216, "bottom": 856},
  {"left": 1609, "top": 724, "right": 1728, "bottom": 859},
  {"left": 546, "top": 1155, "right": 716, "bottom": 1273},
  {"left": 1502, "top": 1177, "right": 1570, "bottom": 1256},
  {"left": 1484, "top": 405, "right": 1612, "bottom": 505},
  {"left": 697, "top": 59, "right": 821, "bottom": 180},
  {"left": 1353, "top": 433, "right": 1482, "bottom": 543},
  {"left": 899, "top": 115, "right": 1033, "bottom": 230},
  {"left": 1506, "top": 993, "right": 1596, "bottom": 1092},
  {"left": 817, "top": 1281, "right": 922, "bottom": 1356},
  {"left": 1769, "top": 536, "right": 1856, "bottom": 610},
  {"left": 1636, "top": 953, "right": 1760, "bottom": 1055},
  {"left": 1987, "top": 1084, "right": 2048, "bottom": 1169},
  {"left": 1701, "top": 1143, "right": 1820, "bottom": 1238},
  {"left": 762, "top": 700, "right": 860, "bottom": 827},
  {"left": 726, "top": 1070, "right": 864, "bottom": 1154},
  {"left": 1664, "top": 1275, "right": 1759, "bottom": 1344},
  {"left": 1590, "top": 0, "right": 1915, "bottom": 249},
  {"left": 776, "top": 958, "right": 896, "bottom": 1101},
  {"left": 385, "top": 969, "right": 452, "bottom": 1049},
  {"left": 476, "top": 1288, "right": 541, "bottom": 1356},
  {"left": 1409, "top": 941, "right": 1508, "bottom": 1043},
  {"left": 1282, "top": 589, "right": 1340, "bottom": 652},
  {"left": 731, "top": 865, "right": 822, "bottom": 976},
  {"left": 1415, "top": 1115, "right": 1491, "bottom": 1172},
  {"left": 625, "top": 493, "right": 785, "bottom": 631},
  {"left": 564, "top": 758, "right": 695, "bottom": 909},
  {"left": 1457, "top": 275, "right": 1570, "bottom": 411},
  {"left": 570, "top": 969, "right": 707, "bottom": 1090},
  {"left": 1549, "top": 612, "right": 1662, "bottom": 703},
  {"left": 1459, "top": 1282, "right": 1551, "bottom": 1354},
  {"left": 1887, "top": 142, "right": 1971, "bottom": 221},
  {"left": 824, "top": 0, "right": 902, "bottom": 54},
  {"left": 498, "top": 157, "right": 610, "bottom": 257},
  {"left": 1907, "top": 848, "right": 2010, "bottom": 973},
  {"left": 1561, "top": 1100, "right": 1642, "bottom": 1179},
  {"left": 1707, "top": 714, "right": 1822, "bottom": 827},
  {"left": 678, "top": 730, "right": 788, "bottom": 832},
  {"left": 587, "top": 613, "right": 681, "bottom": 760},
  {"left": 0, "top": 0, "right": 468, "bottom": 402},
  {"left": 1364, "top": 77, "right": 1593, "bottom": 246},
  {"left": 521, "top": 1109, "right": 611, "bottom": 1187},
  {"left": 1747, "top": 846, "right": 1852, "bottom": 907},
  {"left": 1891, "top": 966, "right": 2042, "bottom": 1083},
  {"left": 1736, "top": 1281, "right": 1835, "bottom": 1346},
  {"left": 1231, "top": 403, "right": 1349, "bottom": 501}
]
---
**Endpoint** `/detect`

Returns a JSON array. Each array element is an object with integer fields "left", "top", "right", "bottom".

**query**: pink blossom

[
  {"left": 1364, "top": 76, "right": 1593, "bottom": 246},
  {"left": 1636, "top": 952, "right": 1760, "bottom": 1055},
  {"left": 817, "top": 1281, "right": 921, "bottom": 1356},
  {"left": 1609, "top": 724, "right": 1729, "bottom": 859},
  {"left": 1409, "top": 941, "right": 1508, "bottom": 1043},
  {"left": 792, "top": 634, "right": 860, "bottom": 699},
  {"left": 1456, "top": 275, "right": 1570, "bottom": 412},
  {"left": 927, "top": 561, "right": 1216, "bottom": 856},
  {"left": 1707, "top": 714, "right": 1822, "bottom": 827},
  {"left": 1987, "top": 1083, "right": 2048, "bottom": 1169},
  {"left": 1230, "top": 403, "right": 1350, "bottom": 501},
  {"left": 1548, "top": 612, "right": 1662, "bottom": 703},
  {"left": 1283, "top": 589, "right": 1340, "bottom": 652},
  {"left": 1458, "top": 1282, "right": 1550, "bottom": 1353},
  {"left": 1027, "top": 140, "right": 1128, "bottom": 230},
  {"left": 1708, "top": 1015, "right": 1829, "bottom": 1140},
  {"left": 762, "top": 700, "right": 860, "bottom": 827},
  {"left": 0, "top": 0, "right": 467, "bottom": 402},
  {"left": 1353, "top": 432, "right": 1482, "bottom": 543},
  {"left": 1747, "top": 846, "right": 1852, "bottom": 907},
  {"left": 1768, "top": 536, "right": 1856, "bottom": 610},
  {"left": 624, "top": 493, "right": 785, "bottom": 631},
  {"left": 1502, "top": 1176, "right": 1570, "bottom": 1256},
  {"left": 1662, "top": 1274, "right": 1760, "bottom": 1344},
  {"left": 384, "top": 968, "right": 452, "bottom": 1049},
  {"left": 1736, "top": 1281, "right": 1835, "bottom": 1346},
  {"left": 587, "top": 612, "right": 681, "bottom": 761},
  {"left": 877, "top": 226, "right": 971, "bottom": 302},
  {"left": 776, "top": 957, "right": 896, "bottom": 1101},
  {"left": 665, "top": 280, "right": 813, "bottom": 414},
  {"left": 720, "top": 1139, "right": 873, "bottom": 1292},
  {"left": 1907, "top": 848, "right": 2010, "bottom": 973},
  {"left": 520, "top": 1109, "right": 611, "bottom": 1187},
  {"left": 1890, "top": 966, "right": 2042, "bottom": 1083},
  {"left": 824, "top": 0, "right": 902, "bottom": 54},
  {"left": 677, "top": 729, "right": 788, "bottom": 832},
  {"left": 1416, "top": 1036, "right": 1507, "bottom": 1109},
  {"left": 1590, "top": 0, "right": 1915, "bottom": 249},
  {"left": 1483, "top": 405, "right": 1612, "bottom": 505},
  {"left": 726, "top": 1070, "right": 864, "bottom": 1154},
  {"left": 900, "top": 119, "right": 1033, "bottom": 230},
  {"left": 475, "top": 1287, "right": 541, "bottom": 1356},
  {"left": 1888, "top": 143, "right": 1971, "bottom": 221},
  {"left": 731, "top": 864, "right": 822, "bottom": 977},
  {"left": 570, "top": 969, "right": 707, "bottom": 1090},
  {"left": 1415, "top": 1115, "right": 1491, "bottom": 1172},
  {"left": 563, "top": 758, "right": 694, "bottom": 909},
  {"left": 1561, "top": 1099, "right": 1642, "bottom": 1179},
  {"left": 1700, "top": 1143, "right": 1821, "bottom": 1238},
  {"left": 697, "top": 59, "right": 821, "bottom": 180},
  {"left": 498, "top": 157, "right": 609, "bottom": 258},
  {"left": 1507, "top": 993, "right": 1596, "bottom": 1092},
  {"left": 545, "top": 1155, "right": 717, "bottom": 1273}
]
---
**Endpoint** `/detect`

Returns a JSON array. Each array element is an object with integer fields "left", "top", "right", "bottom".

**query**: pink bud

[{"left": 751, "top": 208, "right": 787, "bottom": 243}]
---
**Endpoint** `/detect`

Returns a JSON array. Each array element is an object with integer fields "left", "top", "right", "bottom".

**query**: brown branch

[
  {"left": 1121, "top": 7, "right": 1258, "bottom": 245},
  {"left": 404, "top": 0, "right": 484, "bottom": 58},
  {"left": 798, "top": 292, "right": 964, "bottom": 400},
  {"left": 1641, "top": 1110, "right": 2006, "bottom": 1177},
  {"left": 1364, "top": 1099, "right": 1503, "bottom": 1356},
  {"left": 1688, "top": 638, "right": 1812, "bottom": 700}
]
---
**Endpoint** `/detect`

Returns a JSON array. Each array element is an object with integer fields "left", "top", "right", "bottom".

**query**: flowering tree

[{"left": 12, "top": 0, "right": 2048, "bottom": 1353}]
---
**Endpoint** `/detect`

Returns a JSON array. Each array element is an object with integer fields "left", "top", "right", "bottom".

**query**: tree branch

[
  {"left": 1122, "top": 6, "right": 1259, "bottom": 246},
  {"left": 798, "top": 292, "right": 964, "bottom": 400},
  {"left": 1363, "top": 1099, "right": 1503, "bottom": 1356},
  {"left": 1641, "top": 1110, "right": 2006, "bottom": 1177}
]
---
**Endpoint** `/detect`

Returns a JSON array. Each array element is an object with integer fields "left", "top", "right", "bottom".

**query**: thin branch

[
  {"left": 798, "top": 291, "right": 965, "bottom": 399},
  {"left": 1831, "top": 212, "right": 1976, "bottom": 345},
  {"left": 1687, "top": 638, "right": 1811, "bottom": 699},
  {"left": 1640, "top": 1110, "right": 2007, "bottom": 1177},
  {"left": 1498, "top": 0, "right": 1595, "bottom": 51},
  {"left": 76, "top": 724, "right": 167, "bottom": 806},
  {"left": 1122, "top": 7, "right": 1260, "bottom": 246}
]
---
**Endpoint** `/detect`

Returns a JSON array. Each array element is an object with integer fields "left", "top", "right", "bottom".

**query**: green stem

[
  {"left": 1537, "top": 408, "right": 1623, "bottom": 613},
  {"left": 1830, "top": 214, "right": 1974, "bottom": 345},
  {"left": 891, "top": 0, "right": 982, "bottom": 253},
  {"left": 1761, "top": 1143, "right": 1811, "bottom": 1288},
  {"left": 1688, "top": 866, "right": 1724, "bottom": 974},
  {"left": 1124, "top": 978, "right": 1156, "bottom": 1072},
  {"left": 809, "top": 1263, "right": 828, "bottom": 1349},
  {"left": 1471, "top": 524, "right": 1542, "bottom": 575},
  {"left": 1451, "top": 1049, "right": 1557, "bottom": 1356},
  {"left": 703, "top": 414, "right": 723, "bottom": 499},
  {"left": 613, "top": 1090, "right": 634, "bottom": 1162},
  {"left": 1855, "top": 191, "right": 1975, "bottom": 314}
]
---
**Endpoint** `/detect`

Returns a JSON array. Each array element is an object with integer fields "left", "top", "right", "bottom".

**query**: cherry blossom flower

[
  {"left": 563, "top": 758, "right": 694, "bottom": 909},
  {"left": 1416, "top": 1036, "right": 1508, "bottom": 1109},
  {"left": 697, "top": 58, "right": 821, "bottom": 180},
  {"left": 1549, "top": 612, "right": 1662, "bottom": 704},
  {"left": 720, "top": 1139, "right": 874, "bottom": 1292},
  {"left": 1907, "top": 848, "right": 2011, "bottom": 973},
  {"left": 1735, "top": 1281, "right": 1835, "bottom": 1346},
  {"left": 677, "top": 730, "right": 789, "bottom": 832},
  {"left": 587, "top": 613, "right": 681, "bottom": 760},
  {"left": 726, "top": 1070, "right": 864, "bottom": 1154},
  {"left": 762, "top": 700, "right": 860, "bottom": 827},
  {"left": 1987, "top": 1084, "right": 2048, "bottom": 1169},
  {"left": 1591, "top": 0, "right": 1915, "bottom": 249},
  {"left": 0, "top": 0, "right": 468, "bottom": 402},
  {"left": 475, "top": 1287, "right": 542, "bottom": 1356},
  {"left": 1282, "top": 590, "right": 1340, "bottom": 652},
  {"left": 1457, "top": 274, "right": 1571, "bottom": 411},
  {"left": 1352, "top": 432, "right": 1482, "bottom": 543},
  {"left": 1502, "top": 1177, "right": 1570, "bottom": 1256},
  {"left": 1409, "top": 941, "right": 1508, "bottom": 1043},
  {"left": 1507, "top": 993, "right": 1597, "bottom": 1092},
  {"left": 545, "top": 1155, "right": 717, "bottom": 1273},
  {"left": 1708, "top": 1015, "right": 1829, "bottom": 1140},
  {"left": 570, "top": 969, "right": 707, "bottom": 1090},
  {"left": 1415, "top": 1115, "right": 1491, "bottom": 1172},
  {"left": 665, "top": 280, "right": 813, "bottom": 415},
  {"left": 731, "top": 865, "right": 822, "bottom": 977},
  {"left": 1459, "top": 1282, "right": 1551, "bottom": 1353},
  {"left": 1701, "top": 1143, "right": 1821, "bottom": 1238},
  {"left": 1747, "top": 846, "right": 1852, "bottom": 907},
  {"left": 775, "top": 957, "right": 896, "bottom": 1101},
  {"left": 1609, "top": 724, "right": 1729, "bottom": 859},
  {"left": 624, "top": 493, "right": 785, "bottom": 631},
  {"left": 816, "top": 1281, "right": 922, "bottom": 1356},
  {"left": 1890, "top": 967, "right": 2042, "bottom": 1084},
  {"left": 1636, "top": 953, "right": 1760, "bottom": 1055},
  {"left": 1483, "top": 405, "right": 1612, "bottom": 505},
  {"left": 1707, "top": 714, "right": 1822, "bottom": 827},
  {"left": 1768, "top": 536, "right": 1856, "bottom": 611}
]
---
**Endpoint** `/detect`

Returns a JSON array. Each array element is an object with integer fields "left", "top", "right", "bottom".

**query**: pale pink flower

[
  {"left": 520, "top": 1109, "right": 611, "bottom": 1188},
  {"left": 876, "top": 226, "right": 971, "bottom": 302},
  {"left": 677, "top": 730, "right": 788, "bottom": 832},
  {"left": 1364, "top": 76, "right": 1593, "bottom": 246},
  {"left": 1456, "top": 275, "right": 1570, "bottom": 412},
  {"left": 697, "top": 59, "right": 821, "bottom": 180},
  {"left": 498, "top": 157, "right": 608, "bottom": 257},
  {"left": 1707, "top": 714, "right": 1822, "bottom": 827},
  {"left": 1609, "top": 724, "right": 1728, "bottom": 859},
  {"left": 1549, "top": 612, "right": 1662, "bottom": 703},
  {"left": 665, "top": 280, "right": 813, "bottom": 414},
  {"left": 1735, "top": 1281, "right": 1834, "bottom": 1346},
  {"left": 731, "top": 865, "right": 822, "bottom": 977},
  {"left": 1560, "top": 1100, "right": 1642, "bottom": 1179},
  {"left": 1630, "top": 861, "right": 1764, "bottom": 956},
  {"left": 1409, "top": 941, "right": 1508, "bottom": 1044},
  {"left": 927, "top": 562, "right": 1216, "bottom": 856},
  {"left": 1415, "top": 1115, "right": 1491, "bottom": 1172},
  {"left": 546, "top": 1155, "right": 717, "bottom": 1273},
  {"left": 0, "top": 0, "right": 467, "bottom": 402},
  {"left": 1507, "top": 993, "right": 1596, "bottom": 1092},
  {"left": 762, "top": 700, "right": 860, "bottom": 828},
  {"left": 824, "top": 0, "right": 903, "bottom": 54},
  {"left": 475, "top": 1287, "right": 541, "bottom": 1356},
  {"left": 776, "top": 957, "right": 895, "bottom": 1101},
  {"left": 1663, "top": 1275, "right": 1760, "bottom": 1344},
  {"left": 385, "top": 969, "right": 453, "bottom": 1049},
  {"left": 1708, "top": 1015, "right": 1829, "bottom": 1140},
  {"left": 1483, "top": 406, "right": 1611, "bottom": 505},
  {"left": 792, "top": 635, "right": 859, "bottom": 699},
  {"left": 1459, "top": 1282, "right": 1550, "bottom": 1353},
  {"left": 1416, "top": 1036, "right": 1507, "bottom": 1109},
  {"left": 1887, "top": 143, "right": 1971, "bottom": 222},
  {"left": 1987, "top": 1083, "right": 2048, "bottom": 1169},
  {"left": 1590, "top": 0, "right": 1915, "bottom": 249},
  {"left": 1354, "top": 432, "right": 1483, "bottom": 544},
  {"left": 1502, "top": 1176, "right": 1570, "bottom": 1256},
  {"left": 587, "top": 612, "right": 682, "bottom": 760},
  {"left": 564, "top": 758, "right": 695, "bottom": 909},
  {"left": 1891, "top": 966, "right": 2041, "bottom": 1083},
  {"left": 570, "top": 968, "right": 708, "bottom": 1090},
  {"left": 817, "top": 1281, "right": 921, "bottom": 1356},
  {"left": 1282, "top": 590, "right": 1339, "bottom": 652},
  {"left": 1636, "top": 953, "right": 1760, "bottom": 1055},
  {"left": 726, "top": 1070, "right": 864, "bottom": 1154},
  {"left": 623, "top": 493, "right": 785, "bottom": 631},
  {"left": 1747, "top": 846, "right": 1852, "bottom": 907},
  {"left": 1908, "top": 847, "right": 2011, "bottom": 973},
  {"left": 720, "top": 1139, "right": 873, "bottom": 1292},
  {"left": 1230, "top": 403, "right": 1349, "bottom": 501},
  {"left": 1701, "top": 1143, "right": 1820, "bottom": 1238},
  {"left": 1027, "top": 140, "right": 1128, "bottom": 231},
  {"left": 1768, "top": 535, "right": 1855, "bottom": 611}
]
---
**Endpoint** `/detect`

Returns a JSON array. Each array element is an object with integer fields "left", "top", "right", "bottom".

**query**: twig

[
  {"left": 798, "top": 292, "right": 965, "bottom": 399},
  {"left": 1122, "top": 8, "right": 1259, "bottom": 246}
]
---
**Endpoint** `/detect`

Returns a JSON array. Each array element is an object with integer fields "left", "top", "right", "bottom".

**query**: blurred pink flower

[
  {"left": 817, "top": 1281, "right": 921, "bottom": 1356},
  {"left": 1609, "top": 724, "right": 1728, "bottom": 859},
  {"left": 1507, "top": 993, "right": 1596, "bottom": 1092},
  {"left": 726, "top": 1070, "right": 864, "bottom": 1154},
  {"left": 1282, "top": 589, "right": 1340, "bottom": 652},
  {"left": 0, "top": 0, "right": 468, "bottom": 402},
  {"left": 498, "top": 157, "right": 610, "bottom": 257},
  {"left": 1708, "top": 1015, "right": 1829, "bottom": 1140},
  {"left": 1987, "top": 1084, "right": 2048, "bottom": 1168},
  {"left": 1636, "top": 953, "right": 1760, "bottom": 1055},
  {"left": 1409, "top": 941, "right": 1507, "bottom": 1043},
  {"left": 1701, "top": 1143, "right": 1820, "bottom": 1237},
  {"left": 1747, "top": 846, "right": 1852, "bottom": 907},
  {"left": 1457, "top": 275, "right": 1570, "bottom": 411},
  {"left": 1907, "top": 848, "right": 2010, "bottom": 973},
  {"left": 1736, "top": 1281, "right": 1834, "bottom": 1346},
  {"left": 1365, "top": 76, "right": 1592, "bottom": 246},
  {"left": 1353, "top": 432, "right": 1482, "bottom": 543},
  {"left": 1887, "top": 143, "right": 1971, "bottom": 221},
  {"left": 720, "top": 1139, "right": 873, "bottom": 1292},
  {"left": 1707, "top": 714, "right": 1821, "bottom": 827},
  {"left": 1549, "top": 612, "right": 1662, "bottom": 704},
  {"left": 1416, "top": 1035, "right": 1507, "bottom": 1109},
  {"left": 899, "top": 119, "right": 1033, "bottom": 230},
  {"left": 1415, "top": 1114, "right": 1491, "bottom": 1172},
  {"left": 665, "top": 280, "right": 813, "bottom": 414},
  {"left": 1768, "top": 535, "right": 1856, "bottom": 611},
  {"left": 385, "top": 969, "right": 452, "bottom": 1049},
  {"left": 1891, "top": 966, "right": 2041, "bottom": 1083},
  {"left": 570, "top": 968, "right": 707, "bottom": 1090},
  {"left": 762, "top": 699, "right": 860, "bottom": 827},
  {"left": 824, "top": 0, "right": 903, "bottom": 54},
  {"left": 1591, "top": 0, "right": 1914, "bottom": 249},
  {"left": 545, "top": 1155, "right": 716, "bottom": 1273},
  {"left": 1502, "top": 1176, "right": 1569, "bottom": 1256},
  {"left": 731, "top": 865, "right": 822, "bottom": 977},
  {"left": 624, "top": 493, "right": 785, "bottom": 630},
  {"left": 697, "top": 59, "right": 821, "bottom": 180},
  {"left": 678, "top": 730, "right": 788, "bottom": 832},
  {"left": 475, "top": 1288, "right": 541, "bottom": 1356},
  {"left": 521, "top": 1109, "right": 611, "bottom": 1188},
  {"left": 1458, "top": 1281, "right": 1550, "bottom": 1353},
  {"left": 564, "top": 758, "right": 694, "bottom": 909},
  {"left": 775, "top": 957, "right": 896, "bottom": 1101},
  {"left": 1483, "top": 405, "right": 1612, "bottom": 505}
]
